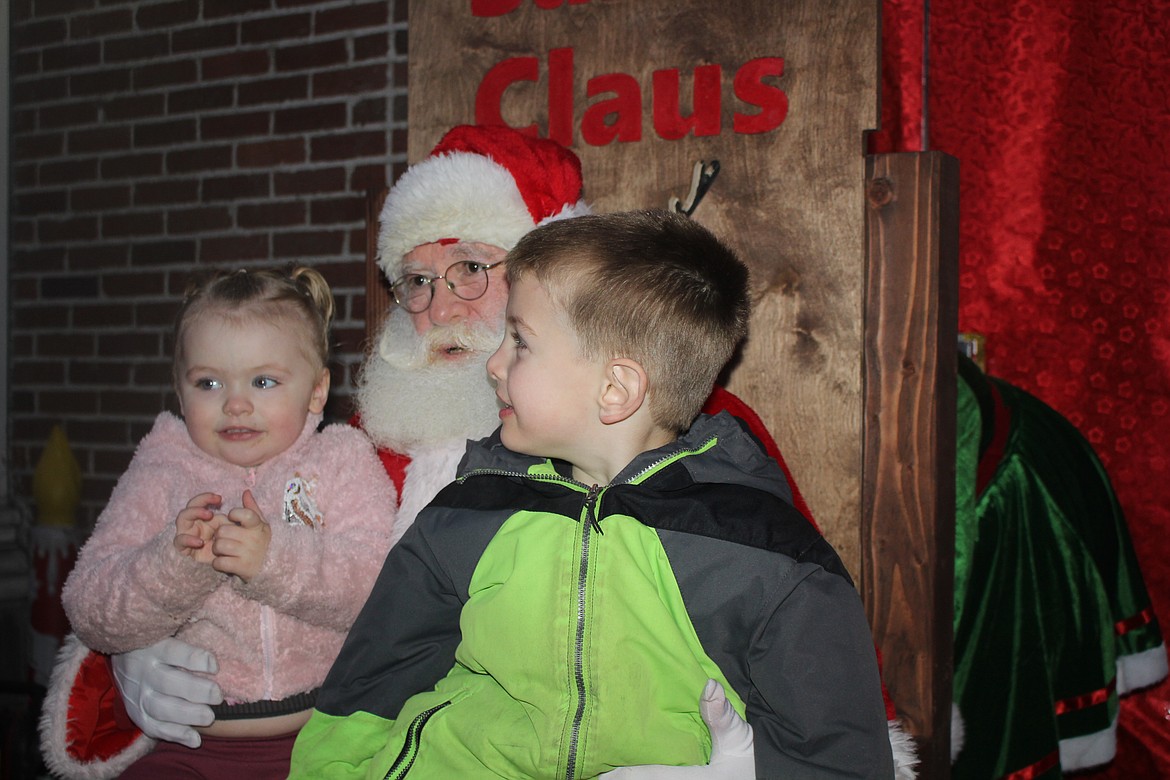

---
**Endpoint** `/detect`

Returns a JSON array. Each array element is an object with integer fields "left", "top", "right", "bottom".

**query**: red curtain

[{"left": 876, "top": 0, "right": 1170, "bottom": 775}]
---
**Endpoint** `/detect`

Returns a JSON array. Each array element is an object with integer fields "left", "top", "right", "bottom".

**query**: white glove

[
  {"left": 111, "top": 637, "right": 223, "bottom": 749},
  {"left": 600, "top": 679, "right": 755, "bottom": 779}
]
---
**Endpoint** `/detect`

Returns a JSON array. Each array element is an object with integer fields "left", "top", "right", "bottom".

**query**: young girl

[{"left": 61, "top": 265, "right": 397, "bottom": 779}]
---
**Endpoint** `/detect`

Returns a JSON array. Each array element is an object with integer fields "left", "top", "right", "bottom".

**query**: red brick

[
  {"left": 166, "top": 144, "right": 233, "bottom": 174},
  {"left": 135, "top": 179, "right": 200, "bottom": 206},
  {"left": 105, "top": 93, "right": 166, "bottom": 121},
  {"left": 12, "top": 19, "right": 67, "bottom": 50},
  {"left": 100, "top": 388, "right": 165, "bottom": 413},
  {"left": 241, "top": 13, "right": 312, "bottom": 45},
  {"left": 41, "top": 273, "right": 97, "bottom": 300},
  {"left": 13, "top": 305, "right": 69, "bottom": 329},
  {"left": 134, "top": 59, "right": 198, "bottom": 90},
  {"left": 274, "top": 167, "right": 346, "bottom": 196},
  {"left": 312, "top": 64, "right": 387, "bottom": 97},
  {"left": 104, "top": 271, "right": 167, "bottom": 297},
  {"left": 12, "top": 108, "right": 36, "bottom": 134},
  {"left": 12, "top": 51, "right": 39, "bottom": 78},
  {"left": 345, "top": 226, "right": 367, "bottom": 254},
  {"left": 203, "top": 173, "right": 272, "bottom": 201},
  {"left": 68, "top": 125, "right": 132, "bottom": 154},
  {"left": 103, "top": 211, "right": 165, "bottom": 238},
  {"left": 274, "top": 102, "right": 346, "bottom": 134},
  {"left": 14, "top": 132, "right": 65, "bottom": 159},
  {"left": 13, "top": 75, "right": 69, "bottom": 104},
  {"left": 136, "top": 1, "right": 200, "bottom": 30},
  {"left": 200, "top": 111, "right": 271, "bottom": 140},
  {"left": 355, "top": 32, "right": 389, "bottom": 62},
  {"left": 202, "top": 49, "right": 271, "bottom": 81},
  {"left": 135, "top": 118, "right": 198, "bottom": 147},
  {"left": 274, "top": 39, "right": 347, "bottom": 72},
  {"left": 237, "top": 138, "right": 305, "bottom": 168},
  {"left": 40, "top": 101, "right": 100, "bottom": 129},
  {"left": 41, "top": 157, "right": 99, "bottom": 185},
  {"left": 393, "top": 0, "right": 408, "bottom": 24},
  {"left": 67, "top": 419, "right": 135, "bottom": 447},
  {"left": 72, "top": 185, "right": 132, "bottom": 212},
  {"left": 38, "top": 216, "right": 98, "bottom": 243},
  {"left": 310, "top": 196, "right": 364, "bottom": 225},
  {"left": 42, "top": 41, "right": 101, "bottom": 72},
  {"left": 11, "top": 218, "right": 36, "bottom": 243},
  {"left": 70, "top": 9, "right": 134, "bottom": 40},
  {"left": 206, "top": 0, "right": 273, "bottom": 20},
  {"left": 12, "top": 360, "right": 66, "bottom": 384},
  {"left": 105, "top": 33, "right": 170, "bottom": 63},
  {"left": 315, "top": 3, "right": 389, "bottom": 35},
  {"left": 131, "top": 240, "right": 197, "bottom": 267},
  {"left": 32, "top": 0, "right": 92, "bottom": 14},
  {"left": 311, "top": 130, "right": 385, "bottom": 162},
  {"left": 70, "top": 67, "right": 132, "bottom": 96},
  {"left": 68, "top": 243, "right": 130, "bottom": 271},
  {"left": 136, "top": 301, "right": 182, "bottom": 327},
  {"left": 350, "top": 164, "right": 388, "bottom": 192},
  {"left": 238, "top": 201, "right": 306, "bottom": 228},
  {"left": 167, "top": 206, "right": 232, "bottom": 234},
  {"left": 168, "top": 85, "right": 234, "bottom": 115},
  {"left": 42, "top": 390, "right": 101, "bottom": 415},
  {"left": 200, "top": 234, "right": 270, "bottom": 263},
  {"left": 352, "top": 97, "right": 386, "bottom": 126},
  {"left": 14, "top": 189, "right": 68, "bottom": 214},
  {"left": 74, "top": 305, "right": 134, "bottom": 329},
  {"left": 38, "top": 332, "right": 96, "bottom": 358},
  {"left": 101, "top": 152, "right": 165, "bottom": 179},
  {"left": 239, "top": 75, "right": 308, "bottom": 106},
  {"left": 173, "top": 22, "right": 239, "bottom": 54},
  {"left": 319, "top": 259, "right": 366, "bottom": 287},
  {"left": 273, "top": 230, "right": 346, "bottom": 257},
  {"left": 133, "top": 361, "right": 175, "bottom": 387}
]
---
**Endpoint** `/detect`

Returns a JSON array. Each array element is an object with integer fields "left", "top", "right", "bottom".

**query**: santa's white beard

[{"left": 356, "top": 311, "right": 504, "bottom": 453}]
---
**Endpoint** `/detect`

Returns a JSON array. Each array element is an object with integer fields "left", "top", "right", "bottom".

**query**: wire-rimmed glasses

[{"left": 390, "top": 259, "right": 505, "bottom": 314}]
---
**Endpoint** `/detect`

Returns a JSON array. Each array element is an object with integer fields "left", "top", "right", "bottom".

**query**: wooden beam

[
  {"left": 365, "top": 188, "right": 390, "bottom": 346},
  {"left": 862, "top": 151, "right": 959, "bottom": 778}
]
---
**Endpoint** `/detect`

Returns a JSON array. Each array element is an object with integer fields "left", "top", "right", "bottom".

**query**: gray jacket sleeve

[{"left": 748, "top": 562, "right": 895, "bottom": 779}]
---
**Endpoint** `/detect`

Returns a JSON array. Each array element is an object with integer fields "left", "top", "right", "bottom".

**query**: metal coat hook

[{"left": 668, "top": 160, "right": 721, "bottom": 217}]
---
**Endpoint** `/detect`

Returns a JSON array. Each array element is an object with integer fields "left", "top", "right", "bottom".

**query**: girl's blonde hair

[{"left": 173, "top": 265, "right": 335, "bottom": 378}]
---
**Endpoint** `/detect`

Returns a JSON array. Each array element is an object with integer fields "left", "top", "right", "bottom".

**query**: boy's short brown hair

[{"left": 505, "top": 210, "right": 750, "bottom": 433}]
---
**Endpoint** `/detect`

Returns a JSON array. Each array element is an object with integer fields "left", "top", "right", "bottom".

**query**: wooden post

[
  {"left": 863, "top": 151, "right": 959, "bottom": 777},
  {"left": 365, "top": 188, "right": 391, "bottom": 344}
]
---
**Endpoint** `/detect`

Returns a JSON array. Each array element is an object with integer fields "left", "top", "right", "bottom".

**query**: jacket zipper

[
  {"left": 382, "top": 700, "right": 451, "bottom": 780},
  {"left": 456, "top": 444, "right": 714, "bottom": 778},
  {"left": 564, "top": 484, "right": 601, "bottom": 780}
]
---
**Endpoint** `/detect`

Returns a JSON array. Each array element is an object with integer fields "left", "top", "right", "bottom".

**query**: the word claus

[{"left": 476, "top": 48, "right": 789, "bottom": 148}]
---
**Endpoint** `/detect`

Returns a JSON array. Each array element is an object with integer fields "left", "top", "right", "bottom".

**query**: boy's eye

[
  {"left": 510, "top": 332, "right": 527, "bottom": 350},
  {"left": 253, "top": 376, "right": 279, "bottom": 389},
  {"left": 194, "top": 378, "right": 221, "bottom": 390}
]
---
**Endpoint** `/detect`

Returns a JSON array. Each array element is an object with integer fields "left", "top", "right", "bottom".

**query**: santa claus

[{"left": 39, "top": 124, "right": 916, "bottom": 779}]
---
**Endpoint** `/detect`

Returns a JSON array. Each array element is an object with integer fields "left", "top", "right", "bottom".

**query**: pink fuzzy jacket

[{"left": 61, "top": 411, "right": 397, "bottom": 704}]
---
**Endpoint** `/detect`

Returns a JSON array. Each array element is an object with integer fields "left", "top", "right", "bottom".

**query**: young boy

[{"left": 290, "top": 210, "right": 895, "bottom": 779}]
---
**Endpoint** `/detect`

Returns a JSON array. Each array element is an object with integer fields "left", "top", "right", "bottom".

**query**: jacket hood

[{"left": 458, "top": 412, "right": 794, "bottom": 505}]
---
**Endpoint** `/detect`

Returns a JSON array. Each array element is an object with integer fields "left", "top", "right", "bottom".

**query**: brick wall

[{"left": 9, "top": 0, "right": 410, "bottom": 527}]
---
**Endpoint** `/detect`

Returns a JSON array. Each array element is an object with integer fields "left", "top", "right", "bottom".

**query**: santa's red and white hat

[{"left": 377, "top": 124, "right": 592, "bottom": 282}]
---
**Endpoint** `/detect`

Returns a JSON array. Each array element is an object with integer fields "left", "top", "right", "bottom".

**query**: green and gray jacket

[{"left": 290, "top": 413, "right": 894, "bottom": 779}]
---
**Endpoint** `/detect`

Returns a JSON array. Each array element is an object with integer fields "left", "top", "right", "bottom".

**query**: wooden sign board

[{"left": 408, "top": 0, "right": 879, "bottom": 575}]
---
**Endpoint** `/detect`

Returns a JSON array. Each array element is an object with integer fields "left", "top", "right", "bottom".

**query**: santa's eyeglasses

[{"left": 390, "top": 259, "right": 505, "bottom": 314}]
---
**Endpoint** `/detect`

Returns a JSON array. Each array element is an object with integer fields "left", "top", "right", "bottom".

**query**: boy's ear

[
  {"left": 599, "top": 358, "right": 648, "bottom": 425},
  {"left": 309, "top": 367, "right": 331, "bottom": 414}
]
